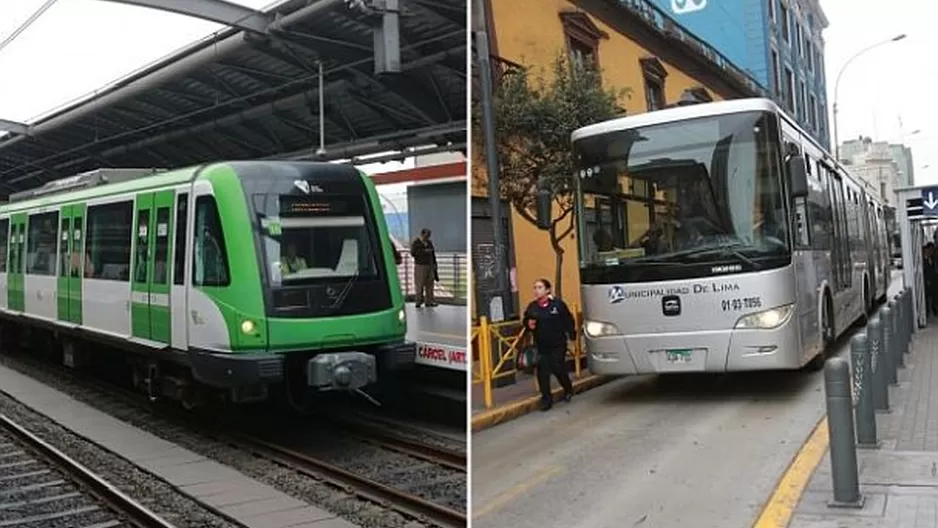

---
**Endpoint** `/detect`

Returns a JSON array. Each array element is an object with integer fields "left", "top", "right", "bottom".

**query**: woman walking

[{"left": 523, "top": 278, "right": 576, "bottom": 411}]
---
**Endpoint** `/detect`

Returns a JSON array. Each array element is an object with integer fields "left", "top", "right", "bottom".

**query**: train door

[
  {"left": 170, "top": 192, "right": 189, "bottom": 351},
  {"left": 131, "top": 190, "right": 174, "bottom": 345},
  {"left": 56, "top": 204, "right": 86, "bottom": 324},
  {"left": 8, "top": 214, "right": 25, "bottom": 312}
]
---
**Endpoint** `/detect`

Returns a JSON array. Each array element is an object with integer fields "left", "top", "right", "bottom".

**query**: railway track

[
  {"left": 319, "top": 413, "right": 466, "bottom": 471},
  {"left": 0, "top": 351, "right": 467, "bottom": 528},
  {"left": 232, "top": 432, "right": 466, "bottom": 528},
  {"left": 0, "top": 414, "right": 174, "bottom": 528}
]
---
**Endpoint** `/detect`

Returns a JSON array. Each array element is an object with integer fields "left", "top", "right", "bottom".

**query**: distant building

[
  {"left": 888, "top": 143, "right": 914, "bottom": 187},
  {"left": 840, "top": 137, "right": 903, "bottom": 204},
  {"left": 644, "top": 0, "right": 830, "bottom": 149}
]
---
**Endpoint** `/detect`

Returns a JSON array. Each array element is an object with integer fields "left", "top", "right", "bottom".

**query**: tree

[{"left": 473, "top": 53, "right": 628, "bottom": 298}]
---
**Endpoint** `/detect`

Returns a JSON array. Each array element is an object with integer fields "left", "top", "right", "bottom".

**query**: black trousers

[
  {"left": 928, "top": 282, "right": 938, "bottom": 315},
  {"left": 536, "top": 348, "right": 573, "bottom": 400}
]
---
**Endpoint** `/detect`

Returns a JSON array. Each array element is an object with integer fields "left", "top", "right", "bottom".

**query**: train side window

[
  {"left": 192, "top": 195, "right": 230, "bottom": 287},
  {"left": 0, "top": 219, "right": 8, "bottom": 273},
  {"left": 27, "top": 211, "right": 59, "bottom": 276},
  {"left": 134, "top": 209, "right": 150, "bottom": 284},
  {"left": 58, "top": 216, "right": 70, "bottom": 277},
  {"left": 173, "top": 194, "right": 187, "bottom": 286},
  {"left": 71, "top": 215, "right": 84, "bottom": 278},
  {"left": 87, "top": 201, "right": 133, "bottom": 281},
  {"left": 153, "top": 206, "right": 171, "bottom": 285}
]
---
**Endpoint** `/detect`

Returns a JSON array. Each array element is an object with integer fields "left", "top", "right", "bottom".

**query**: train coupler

[{"left": 307, "top": 352, "right": 376, "bottom": 391}]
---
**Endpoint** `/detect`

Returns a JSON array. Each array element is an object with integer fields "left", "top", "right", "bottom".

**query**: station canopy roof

[{"left": 0, "top": 0, "right": 466, "bottom": 195}]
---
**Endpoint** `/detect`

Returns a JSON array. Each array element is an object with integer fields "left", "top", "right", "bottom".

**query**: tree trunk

[{"left": 553, "top": 245, "right": 564, "bottom": 299}]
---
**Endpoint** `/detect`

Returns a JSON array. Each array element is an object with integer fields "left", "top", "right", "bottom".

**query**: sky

[
  {"left": 0, "top": 0, "right": 413, "bottom": 211},
  {"left": 821, "top": 0, "right": 936, "bottom": 186}
]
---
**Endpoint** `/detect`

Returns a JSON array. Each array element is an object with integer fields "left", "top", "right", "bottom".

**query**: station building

[{"left": 472, "top": 0, "right": 765, "bottom": 318}]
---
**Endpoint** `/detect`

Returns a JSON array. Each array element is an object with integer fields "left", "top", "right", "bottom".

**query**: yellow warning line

[{"left": 752, "top": 416, "right": 829, "bottom": 528}]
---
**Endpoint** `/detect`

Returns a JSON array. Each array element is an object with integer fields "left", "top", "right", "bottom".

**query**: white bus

[{"left": 535, "top": 98, "right": 891, "bottom": 374}]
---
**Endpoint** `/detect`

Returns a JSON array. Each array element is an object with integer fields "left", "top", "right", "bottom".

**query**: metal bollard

[
  {"left": 825, "top": 357, "right": 865, "bottom": 508},
  {"left": 893, "top": 293, "right": 907, "bottom": 370},
  {"left": 850, "top": 333, "right": 879, "bottom": 448},
  {"left": 906, "top": 289, "right": 916, "bottom": 340},
  {"left": 881, "top": 304, "right": 898, "bottom": 386},
  {"left": 868, "top": 317, "right": 890, "bottom": 412}
]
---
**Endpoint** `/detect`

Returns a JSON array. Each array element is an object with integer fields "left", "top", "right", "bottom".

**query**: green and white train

[{"left": 0, "top": 161, "right": 413, "bottom": 407}]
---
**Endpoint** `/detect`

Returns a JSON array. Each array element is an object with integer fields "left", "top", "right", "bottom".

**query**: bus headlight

[
  {"left": 398, "top": 309, "right": 406, "bottom": 323},
  {"left": 240, "top": 319, "right": 256, "bottom": 334},
  {"left": 584, "top": 320, "right": 621, "bottom": 338},
  {"left": 734, "top": 304, "right": 795, "bottom": 330}
]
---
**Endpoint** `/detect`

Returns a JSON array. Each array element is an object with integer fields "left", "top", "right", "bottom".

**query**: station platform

[
  {"left": 406, "top": 302, "right": 467, "bottom": 369},
  {"left": 788, "top": 322, "right": 938, "bottom": 527}
]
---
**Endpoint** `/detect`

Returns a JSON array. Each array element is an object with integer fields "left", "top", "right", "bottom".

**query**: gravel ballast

[
  {"left": 0, "top": 391, "right": 241, "bottom": 528},
  {"left": 0, "top": 352, "right": 464, "bottom": 528}
]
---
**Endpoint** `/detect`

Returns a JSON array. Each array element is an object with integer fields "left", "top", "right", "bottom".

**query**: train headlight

[
  {"left": 583, "top": 320, "right": 620, "bottom": 338},
  {"left": 240, "top": 319, "right": 256, "bottom": 334},
  {"left": 398, "top": 309, "right": 406, "bottom": 323},
  {"left": 734, "top": 304, "right": 795, "bottom": 330}
]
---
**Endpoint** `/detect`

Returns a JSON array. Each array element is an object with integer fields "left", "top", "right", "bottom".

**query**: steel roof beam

[
  {"left": 0, "top": 119, "right": 29, "bottom": 136},
  {"left": 97, "top": 0, "right": 271, "bottom": 33}
]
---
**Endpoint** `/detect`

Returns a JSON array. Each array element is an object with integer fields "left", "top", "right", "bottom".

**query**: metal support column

[{"left": 473, "top": 0, "right": 507, "bottom": 320}]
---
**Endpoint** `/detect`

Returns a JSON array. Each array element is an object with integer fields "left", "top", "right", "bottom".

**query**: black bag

[{"left": 517, "top": 345, "right": 539, "bottom": 374}]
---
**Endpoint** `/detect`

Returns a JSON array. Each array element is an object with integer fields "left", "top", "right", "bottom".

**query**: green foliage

[{"left": 473, "top": 52, "right": 629, "bottom": 296}]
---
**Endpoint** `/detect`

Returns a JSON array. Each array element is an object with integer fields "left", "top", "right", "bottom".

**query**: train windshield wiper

[{"left": 327, "top": 271, "right": 359, "bottom": 310}]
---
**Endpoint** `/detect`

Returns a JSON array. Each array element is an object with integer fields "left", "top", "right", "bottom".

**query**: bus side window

[{"left": 793, "top": 197, "right": 811, "bottom": 249}]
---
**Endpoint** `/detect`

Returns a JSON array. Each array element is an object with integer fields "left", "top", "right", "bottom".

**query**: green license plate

[{"left": 665, "top": 349, "right": 694, "bottom": 363}]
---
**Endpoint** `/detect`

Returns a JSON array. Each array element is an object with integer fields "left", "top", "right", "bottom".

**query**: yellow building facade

[{"left": 473, "top": 0, "right": 761, "bottom": 315}]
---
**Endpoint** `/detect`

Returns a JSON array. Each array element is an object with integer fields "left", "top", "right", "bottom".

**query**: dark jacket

[
  {"left": 523, "top": 296, "right": 576, "bottom": 352},
  {"left": 410, "top": 237, "right": 437, "bottom": 267}
]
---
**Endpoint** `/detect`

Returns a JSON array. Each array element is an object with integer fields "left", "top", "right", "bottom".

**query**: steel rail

[{"left": 0, "top": 414, "right": 176, "bottom": 528}]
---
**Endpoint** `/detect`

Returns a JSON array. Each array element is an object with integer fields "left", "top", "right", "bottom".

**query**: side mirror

[
  {"left": 788, "top": 154, "right": 808, "bottom": 198},
  {"left": 536, "top": 188, "right": 552, "bottom": 229}
]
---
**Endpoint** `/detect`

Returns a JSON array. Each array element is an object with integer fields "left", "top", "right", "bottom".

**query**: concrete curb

[{"left": 471, "top": 374, "right": 612, "bottom": 432}]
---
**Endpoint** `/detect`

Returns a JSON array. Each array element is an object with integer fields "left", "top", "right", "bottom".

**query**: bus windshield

[{"left": 573, "top": 110, "right": 790, "bottom": 283}]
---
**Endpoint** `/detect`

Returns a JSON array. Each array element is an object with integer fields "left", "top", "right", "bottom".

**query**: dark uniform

[{"left": 523, "top": 295, "right": 576, "bottom": 410}]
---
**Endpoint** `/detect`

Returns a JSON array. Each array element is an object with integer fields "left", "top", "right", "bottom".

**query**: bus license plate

[{"left": 665, "top": 349, "right": 694, "bottom": 363}]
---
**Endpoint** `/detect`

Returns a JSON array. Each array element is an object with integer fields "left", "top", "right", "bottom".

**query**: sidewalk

[
  {"left": 470, "top": 364, "right": 610, "bottom": 431},
  {"left": 790, "top": 322, "right": 938, "bottom": 527}
]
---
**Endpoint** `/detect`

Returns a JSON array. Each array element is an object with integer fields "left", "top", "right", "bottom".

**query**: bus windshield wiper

[{"left": 664, "top": 242, "right": 760, "bottom": 269}]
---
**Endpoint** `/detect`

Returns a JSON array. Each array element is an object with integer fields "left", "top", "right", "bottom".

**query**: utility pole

[{"left": 472, "top": 0, "right": 507, "bottom": 320}]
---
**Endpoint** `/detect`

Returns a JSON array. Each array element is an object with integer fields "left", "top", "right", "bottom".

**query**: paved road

[{"left": 472, "top": 275, "right": 904, "bottom": 528}]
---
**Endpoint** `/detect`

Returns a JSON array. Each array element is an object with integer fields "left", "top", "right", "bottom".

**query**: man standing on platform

[{"left": 410, "top": 228, "right": 439, "bottom": 307}]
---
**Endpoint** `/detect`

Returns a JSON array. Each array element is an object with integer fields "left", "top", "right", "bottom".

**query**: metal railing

[
  {"left": 396, "top": 251, "right": 467, "bottom": 305},
  {"left": 471, "top": 305, "right": 587, "bottom": 409}
]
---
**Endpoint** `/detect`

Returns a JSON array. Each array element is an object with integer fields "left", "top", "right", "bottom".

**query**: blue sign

[
  {"left": 921, "top": 187, "right": 938, "bottom": 216},
  {"left": 645, "top": 0, "right": 750, "bottom": 77}
]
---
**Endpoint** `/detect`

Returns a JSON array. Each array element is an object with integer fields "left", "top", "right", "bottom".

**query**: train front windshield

[
  {"left": 574, "top": 110, "right": 792, "bottom": 284},
  {"left": 249, "top": 184, "right": 390, "bottom": 317}
]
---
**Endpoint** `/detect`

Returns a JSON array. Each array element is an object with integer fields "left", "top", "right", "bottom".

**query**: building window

[
  {"left": 780, "top": 3, "right": 790, "bottom": 43},
  {"left": 559, "top": 11, "right": 607, "bottom": 71},
  {"left": 806, "top": 41, "right": 813, "bottom": 72},
  {"left": 771, "top": 49, "right": 780, "bottom": 96},
  {"left": 640, "top": 57, "right": 668, "bottom": 111},
  {"left": 796, "top": 24, "right": 803, "bottom": 56},
  {"left": 784, "top": 66, "right": 794, "bottom": 111},
  {"left": 810, "top": 93, "right": 818, "bottom": 129},
  {"left": 768, "top": 0, "right": 775, "bottom": 21},
  {"left": 799, "top": 81, "right": 807, "bottom": 118}
]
